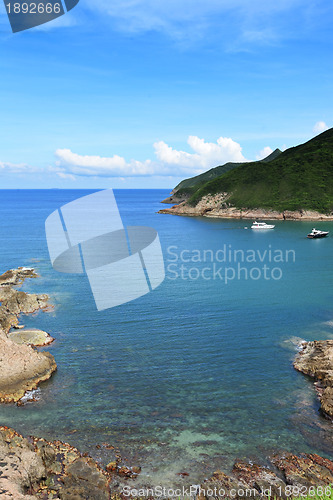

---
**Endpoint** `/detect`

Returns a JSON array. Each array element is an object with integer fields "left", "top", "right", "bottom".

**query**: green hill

[
  {"left": 173, "top": 148, "right": 282, "bottom": 196},
  {"left": 186, "top": 129, "right": 333, "bottom": 213}
]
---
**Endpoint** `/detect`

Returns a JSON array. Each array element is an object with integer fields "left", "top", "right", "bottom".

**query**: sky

[{"left": 0, "top": 0, "right": 332, "bottom": 189}]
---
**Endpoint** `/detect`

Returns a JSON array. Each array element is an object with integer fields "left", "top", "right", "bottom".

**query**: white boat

[
  {"left": 251, "top": 221, "right": 275, "bottom": 230},
  {"left": 307, "top": 228, "right": 329, "bottom": 239}
]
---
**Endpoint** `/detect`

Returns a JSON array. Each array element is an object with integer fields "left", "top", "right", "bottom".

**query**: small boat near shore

[
  {"left": 251, "top": 221, "right": 275, "bottom": 230},
  {"left": 307, "top": 228, "right": 329, "bottom": 239}
]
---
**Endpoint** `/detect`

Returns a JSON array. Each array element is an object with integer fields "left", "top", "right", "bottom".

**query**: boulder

[{"left": 0, "top": 335, "right": 57, "bottom": 403}]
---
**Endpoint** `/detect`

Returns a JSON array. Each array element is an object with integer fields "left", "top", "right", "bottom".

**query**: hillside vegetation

[
  {"left": 186, "top": 129, "right": 333, "bottom": 213},
  {"left": 173, "top": 148, "right": 281, "bottom": 196}
]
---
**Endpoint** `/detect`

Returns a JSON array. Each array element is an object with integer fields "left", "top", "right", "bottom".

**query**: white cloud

[
  {"left": 313, "top": 121, "right": 329, "bottom": 135},
  {"left": 55, "top": 149, "right": 155, "bottom": 177},
  {"left": 0, "top": 161, "right": 39, "bottom": 173},
  {"left": 0, "top": 135, "right": 249, "bottom": 181},
  {"left": 54, "top": 136, "right": 247, "bottom": 179},
  {"left": 256, "top": 146, "right": 273, "bottom": 160},
  {"left": 154, "top": 136, "right": 247, "bottom": 169}
]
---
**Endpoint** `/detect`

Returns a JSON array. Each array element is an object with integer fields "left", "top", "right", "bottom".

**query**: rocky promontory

[
  {"left": 294, "top": 340, "right": 333, "bottom": 419},
  {"left": 0, "top": 267, "right": 57, "bottom": 403},
  {"left": 158, "top": 194, "right": 333, "bottom": 220}
]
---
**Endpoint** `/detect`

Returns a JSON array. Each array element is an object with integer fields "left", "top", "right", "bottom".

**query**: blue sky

[{"left": 0, "top": 0, "right": 332, "bottom": 189}]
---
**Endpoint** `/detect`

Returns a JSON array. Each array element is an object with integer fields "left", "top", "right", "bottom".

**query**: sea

[{"left": 0, "top": 189, "right": 332, "bottom": 487}]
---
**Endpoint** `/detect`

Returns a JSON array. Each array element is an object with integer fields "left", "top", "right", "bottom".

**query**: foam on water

[{"left": 20, "top": 388, "right": 42, "bottom": 403}]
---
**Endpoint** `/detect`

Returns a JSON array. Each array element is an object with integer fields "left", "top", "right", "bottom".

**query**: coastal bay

[{"left": 0, "top": 189, "right": 333, "bottom": 495}]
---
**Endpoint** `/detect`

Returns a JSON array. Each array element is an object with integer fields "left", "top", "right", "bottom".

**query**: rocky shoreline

[
  {"left": 1, "top": 424, "right": 333, "bottom": 500},
  {"left": 0, "top": 267, "right": 57, "bottom": 403},
  {"left": 1, "top": 268, "right": 333, "bottom": 498},
  {"left": 0, "top": 425, "right": 111, "bottom": 500},
  {"left": 198, "top": 453, "right": 333, "bottom": 500},
  {"left": 294, "top": 340, "right": 333, "bottom": 420},
  {"left": 158, "top": 194, "right": 333, "bottom": 220}
]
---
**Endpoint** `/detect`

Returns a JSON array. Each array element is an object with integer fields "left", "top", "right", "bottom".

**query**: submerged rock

[{"left": 294, "top": 340, "right": 333, "bottom": 418}]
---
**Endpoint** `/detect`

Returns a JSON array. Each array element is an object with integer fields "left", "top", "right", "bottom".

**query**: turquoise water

[{"left": 0, "top": 189, "right": 333, "bottom": 486}]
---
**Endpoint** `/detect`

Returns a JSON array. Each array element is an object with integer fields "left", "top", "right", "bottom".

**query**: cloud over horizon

[
  {"left": 0, "top": 161, "right": 39, "bottom": 174},
  {"left": 54, "top": 135, "right": 248, "bottom": 179}
]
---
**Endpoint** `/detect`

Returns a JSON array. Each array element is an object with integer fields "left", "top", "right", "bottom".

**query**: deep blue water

[{"left": 0, "top": 189, "right": 333, "bottom": 486}]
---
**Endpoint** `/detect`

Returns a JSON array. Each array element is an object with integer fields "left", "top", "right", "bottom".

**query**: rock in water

[
  {"left": 0, "top": 267, "right": 51, "bottom": 336},
  {"left": 0, "top": 335, "right": 57, "bottom": 403},
  {"left": 294, "top": 340, "right": 333, "bottom": 418},
  {"left": 0, "top": 267, "right": 37, "bottom": 286},
  {"left": 8, "top": 329, "right": 54, "bottom": 347}
]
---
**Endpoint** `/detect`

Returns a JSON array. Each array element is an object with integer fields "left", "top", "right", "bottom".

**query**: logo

[
  {"left": 3, "top": 0, "right": 80, "bottom": 33},
  {"left": 45, "top": 190, "right": 165, "bottom": 311}
]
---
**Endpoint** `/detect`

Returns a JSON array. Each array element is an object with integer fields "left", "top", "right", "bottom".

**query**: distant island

[{"left": 159, "top": 128, "right": 333, "bottom": 220}]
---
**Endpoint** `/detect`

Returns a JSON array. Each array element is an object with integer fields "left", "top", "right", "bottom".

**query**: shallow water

[{"left": 0, "top": 189, "right": 332, "bottom": 486}]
